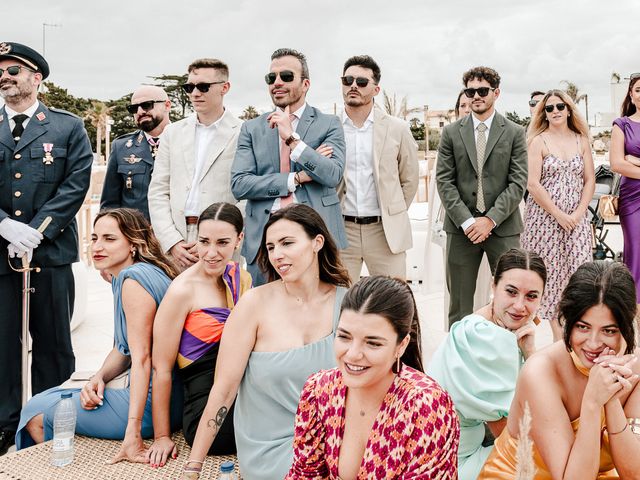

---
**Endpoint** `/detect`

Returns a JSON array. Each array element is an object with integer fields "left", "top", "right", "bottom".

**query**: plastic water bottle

[
  {"left": 217, "top": 460, "right": 237, "bottom": 480},
  {"left": 51, "top": 392, "right": 76, "bottom": 467}
]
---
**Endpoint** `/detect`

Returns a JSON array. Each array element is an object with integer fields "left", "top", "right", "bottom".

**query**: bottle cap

[
  {"left": 220, "top": 460, "right": 234, "bottom": 472},
  {"left": 61, "top": 392, "right": 73, "bottom": 399}
]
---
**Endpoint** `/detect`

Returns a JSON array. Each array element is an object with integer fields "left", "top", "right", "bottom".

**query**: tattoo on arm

[{"left": 206, "top": 406, "right": 228, "bottom": 435}]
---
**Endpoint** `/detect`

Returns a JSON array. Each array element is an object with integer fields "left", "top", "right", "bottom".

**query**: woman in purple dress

[{"left": 610, "top": 73, "right": 640, "bottom": 303}]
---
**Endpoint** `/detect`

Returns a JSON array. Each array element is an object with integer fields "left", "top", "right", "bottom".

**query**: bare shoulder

[{"left": 519, "top": 343, "right": 563, "bottom": 388}]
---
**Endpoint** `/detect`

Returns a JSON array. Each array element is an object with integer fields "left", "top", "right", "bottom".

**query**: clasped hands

[
  {"left": 588, "top": 347, "right": 639, "bottom": 406},
  {"left": 464, "top": 217, "right": 494, "bottom": 244}
]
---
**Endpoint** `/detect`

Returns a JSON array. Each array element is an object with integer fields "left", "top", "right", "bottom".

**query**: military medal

[
  {"left": 125, "top": 139, "right": 133, "bottom": 148},
  {"left": 148, "top": 137, "right": 159, "bottom": 159},
  {"left": 43, "top": 143, "right": 54, "bottom": 165},
  {"left": 136, "top": 133, "right": 144, "bottom": 144},
  {"left": 124, "top": 154, "right": 142, "bottom": 164},
  {"left": 36, "top": 112, "right": 46, "bottom": 121},
  {"left": 126, "top": 173, "right": 133, "bottom": 189},
  {"left": 0, "top": 115, "right": 4, "bottom": 123}
]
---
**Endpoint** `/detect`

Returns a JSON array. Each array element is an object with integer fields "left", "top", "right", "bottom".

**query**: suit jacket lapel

[
  {"left": 296, "top": 105, "right": 314, "bottom": 144},
  {"left": 264, "top": 111, "right": 280, "bottom": 171},
  {"left": 372, "top": 105, "right": 387, "bottom": 184},
  {"left": 197, "top": 112, "right": 233, "bottom": 182},
  {"left": 133, "top": 130, "right": 155, "bottom": 166},
  {"left": 0, "top": 107, "right": 14, "bottom": 149},
  {"left": 182, "top": 115, "right": 196, "bottom": 178},
  {"left": 484, "top": 112, "right": 506, "bottom": 161},
  {"left": 16, "top": 102, "right": 49, "bottom": 151},
  {"left": 460, "top": 115, "right": 477, "bottom": 172}
]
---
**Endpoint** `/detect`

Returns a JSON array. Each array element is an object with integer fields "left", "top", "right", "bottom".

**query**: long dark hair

[
  {"left": 94, "top": 208, "right": 179, "bottom": 279},
  {"left": 340, "top": 275, "right": 423, "bottom": 373},
  {"left": 559, "top": 261, "right": 637, "bottom": 354},
  {"left": 256, "top": 204, "right": 350, "bottom": 286},
  {"left": 493, "top": 248, "right": 547, "bottom": 290},
  {"left": 621, "top": 76, "right": 640, "bottom": 117}
]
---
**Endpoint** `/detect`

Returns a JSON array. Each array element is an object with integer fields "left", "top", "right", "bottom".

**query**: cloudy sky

[{"left": 5, "top": 0, "right": 635, "bottom": 124}]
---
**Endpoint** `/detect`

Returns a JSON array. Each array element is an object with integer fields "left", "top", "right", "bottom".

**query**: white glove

[
  {"left": 0, "top": 218, "right": 43, "bottom": 251},
  {"left": 8, "top": 243, "right": 34, "bottom": 262}
]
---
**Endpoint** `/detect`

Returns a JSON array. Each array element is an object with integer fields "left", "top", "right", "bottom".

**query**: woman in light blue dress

[
  {"left": 17, "top": 208, "right": 182, "bottom": 464},
  {"left": 182, "top": 204, "right": 351, "bottom": 480},
  {"left": 428, "top": 248, "right": 547, "bottom": 480}
]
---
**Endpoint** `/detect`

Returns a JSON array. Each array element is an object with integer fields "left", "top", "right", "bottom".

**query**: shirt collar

[
  {"left": 5, "top": 100, "right": 40, "bottom": 120},
  {"left": 195, "top": 109, "right": 226, "bottom": 129},
  {"left": 471, "top": 110, "right": 495, "bottom": 131},
  {"left": 277, "top": 103, "right": 306, "bottom": 120},
  {"left": 342, "top": 105, "right": 375, "bottom": 127}
]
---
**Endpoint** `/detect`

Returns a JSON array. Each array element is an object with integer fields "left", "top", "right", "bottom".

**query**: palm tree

[
  {"left": 382, "top": 91, "right": 422, "bottom": 119},
  {"left": 239, "top": 105, "right": 259, "bottom": 121},
  {"left": 561, "top": 80, "right": 589, "bottom": 126},
  {"left": 84, "top": 101, "right": 113, "bottom": 162}
]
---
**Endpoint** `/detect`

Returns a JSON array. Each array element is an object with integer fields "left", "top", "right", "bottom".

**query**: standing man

[
  {"left": 0, "top": 42, "right": 92, "bottom": 453},
  {"left": 100, "top": 85, "right": 171, "bottom": 220},
  {"left": 148, "top": 58, "right": 241, "bottom": 270},
  {"left": 337, "top": 55, "right": 418, "bottom": 282},
  {"left": 436, "top": 66, "right": 527, "bottom": 327},
  {"left": 231, "top": 48, "right": 346, "bottom": 285}
]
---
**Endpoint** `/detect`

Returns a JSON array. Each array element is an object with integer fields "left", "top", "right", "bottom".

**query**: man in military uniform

[
  {"left": 100, "top": 85, "right": 171, "bottom": 219},
  {"left": 0, "top": 42, "right": 92, "bottom": 454}
]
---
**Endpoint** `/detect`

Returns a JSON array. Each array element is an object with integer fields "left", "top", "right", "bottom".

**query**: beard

[
  {"left": 136, "top": 114, "right": 162, "bottom": 132},
  {"left": 0, "top": 79, "right": 33, "bottom": 102}
]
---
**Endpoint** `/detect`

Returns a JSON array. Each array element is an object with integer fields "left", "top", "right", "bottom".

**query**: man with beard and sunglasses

[
  {"left": 0, "top": 42, "right": 92, "bottom": 455},
  {"left": 231, "top": 48, "right": 346, "bottom": 285},
  {"left": 100, "top": 85, "right": 171, "bottom": 220},
  {"left": 336, "top": 55, "right": 418, "bottom": 282},
  {"left": 436, "top": 66, "right": 527, "bottom": 328},
  {"left": 148, "top": 58, "right": 241, "bottom": 270}
]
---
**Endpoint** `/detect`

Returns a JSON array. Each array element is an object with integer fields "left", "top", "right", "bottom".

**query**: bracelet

[
  {"left": 185, "top": 459, "right": 204, "bottom": 466},
  {"left": 608, "top": 423, "right": 628, "bottom": 435},
  {"left": 628, "top": 418, "right": 640, "bottom": 435},
  {"left": 128, "top": 416, "right": 142, "bottom": 421},
  {"left": 294, "top": 172, "right": 301, "bottom": 186}
]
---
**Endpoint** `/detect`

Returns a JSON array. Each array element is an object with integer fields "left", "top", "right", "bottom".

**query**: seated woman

[
  {"left": 428, "top": 248, "right": 546, "bottom": 480},
  {"left": 16, "top": 208, "right": 183, "bottom": 464},
  {"left": 479, "top": 260, "right": 640, "bottom": 479},
  {"left": 287, "top": 275, "right": 460, "bottom": 479},
  {"left": 182, "top": 204, "right": 351, "bottom": 480},
  {"left": 146, "top": 203, "right": 251, "bottom": 468}
]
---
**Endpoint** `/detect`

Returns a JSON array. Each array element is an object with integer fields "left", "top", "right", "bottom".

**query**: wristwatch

[{"left": 285, "top": 132, "right": 300, "bottom": 146}]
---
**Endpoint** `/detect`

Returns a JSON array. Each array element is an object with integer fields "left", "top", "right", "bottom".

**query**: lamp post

[{"left": 42, "top": 22, "right": 62, "bottom": 57}]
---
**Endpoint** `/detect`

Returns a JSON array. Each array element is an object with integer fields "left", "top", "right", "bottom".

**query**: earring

[
  {"left": 395, "top": 355, "right": 401, "bottom": 374},
  {"left": 131, "top": 248, "right": 137, "bottom": 258}
]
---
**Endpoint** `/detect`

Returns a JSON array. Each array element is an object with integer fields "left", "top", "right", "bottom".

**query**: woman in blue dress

[
  {"left": 16, "top": 208, "right": 182, "bottom": 464},
  {"left": 428, "top": 248, "right": 547, "bottom": 480}
]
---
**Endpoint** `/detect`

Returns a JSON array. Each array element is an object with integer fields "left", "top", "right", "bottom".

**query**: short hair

[
  {"left": 187, "top": 58, "right": 229, "bottom": 80},
  {"left": 559, "top": 261, "right": 637, "bottom": 354},
  {"left": 197, "top": 202, "right": 243, "bottom": 235},
  {"left": 343, "top": 55, "right": 381, "bottom": 84},
  {"left": 530, "top": 90, "right": 545, "bottom": 99},
  {"left": 462, "top": 66, "right": 501, "bottom": 89},
  {"left": 493, "top": 248, "right": 547, "bottom": 290},
  {"left": 271, "top": 48, "right": 309, "bottom": 79}
]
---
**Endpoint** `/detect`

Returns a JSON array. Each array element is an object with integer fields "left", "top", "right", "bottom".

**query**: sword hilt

[{"left": 11, "top": 216, "right": 52, "bottom": 272}]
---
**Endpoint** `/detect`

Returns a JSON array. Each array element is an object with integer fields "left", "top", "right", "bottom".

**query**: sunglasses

[
  {"left": 463, "top": 87, "right": 495, "bottom": 98},
  {"left": 341, "top": 76, "right": 372, "bottom": 88},
  {"left": 180, "top": 81, "right": 225, "bottom": 94},
  {"left": 528, "top": 99, "right": 539, "bottom": 108},
  {"left": 265, "top": 70, "right": 296, "bottom": 85},
  {"left": 126, "top": 100, "right": 165, "bottom": 114},
  {"left": 630, "top": 73, "right": 640, "bottom": 80},
  {"left": 0, "top": 65, "right": 35, "bottom": 77},
  {"left": 544, "top": 103, "right": 566, "bottom": 113}
]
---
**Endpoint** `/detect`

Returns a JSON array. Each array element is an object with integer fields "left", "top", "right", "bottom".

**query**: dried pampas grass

[{"left": 515, "top": 402, "right": 536, "bottom": 480}]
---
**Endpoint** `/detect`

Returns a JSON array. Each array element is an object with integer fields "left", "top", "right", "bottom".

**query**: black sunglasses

[
  {"left": 630, "top": 73, "right": 640, "bottom": 80},
  {"left": 341, "top": 76, "right": 372, "bottom": 88},
  {"left": 544, "top": 103, "right": 566, "bottom": 113},
  {"left": 528, "top": 99, "right": 539, "bottom": 108},
  {"left": 0, "top": 65, "right": 35, "bottom": 77},
  {"left": 180, "top": 81, "right": 225, "bottom": 94},
  {"left": 463, "top": 87, "right": 495, "bottom": 98},
  {"left": 126, "top": 100, "right": 165, "bottom": 114},
  {"left": 265, "top": 70, "right": 296, "bottom": 85}
]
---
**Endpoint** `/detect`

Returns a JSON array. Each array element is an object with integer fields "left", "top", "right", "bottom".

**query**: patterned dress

[
  {"left": 521, "top": 134, "right": 592, "bottom": 322},
  {"left": 286, "top": 366, "right": 460, "bottom": 479}
]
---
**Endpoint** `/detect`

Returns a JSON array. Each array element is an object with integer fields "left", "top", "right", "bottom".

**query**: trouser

[
  {"left": 446, "top": 232, "right": 520, "bottom": 328},
  {"left": 0, "top": 265, "right": 75, "bottom": 431}
]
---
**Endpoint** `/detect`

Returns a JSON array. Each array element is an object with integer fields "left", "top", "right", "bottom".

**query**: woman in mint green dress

[{"left": 428, "top": 248, "right": 547, "bottom": 480}]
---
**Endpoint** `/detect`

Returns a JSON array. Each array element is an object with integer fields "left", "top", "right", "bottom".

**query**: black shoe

[{"left": 0, "top": 430, "right": 15, "bottom": 456}]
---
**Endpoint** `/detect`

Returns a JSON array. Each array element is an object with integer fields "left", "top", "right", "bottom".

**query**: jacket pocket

[
  {"left": 387, "top": 200, "right": 406, "bottom": 216},
  {"left": 321, "top": 192, "right": 340, "bottom": 207},
  {"left": 30, "top": 146, "right": 67, "bottom": 183}
]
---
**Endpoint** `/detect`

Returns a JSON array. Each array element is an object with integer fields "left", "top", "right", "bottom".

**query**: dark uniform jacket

[
  {"left": 0, "top": 102, "right": 93, "bottom": 274},
  {"left": 100, "top": 130, "right": 155, "bottom": 220}
]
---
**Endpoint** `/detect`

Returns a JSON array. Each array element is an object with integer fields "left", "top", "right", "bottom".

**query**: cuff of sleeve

[
  {"left": 461, "top": 217, "right": 476, "bottom": 231},
  {"left": 287, "top": 173, "right": 297, "bottom": 193},
  {"left": 290, "top": 141, "right": 307, "bottom": 162},
  {"left": 486, "top": 216, "right": 497, "bottom": 228}
]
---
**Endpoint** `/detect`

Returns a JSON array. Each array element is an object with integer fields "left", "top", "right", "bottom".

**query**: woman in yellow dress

[{"left": 479, "top": 261, "right": 640, "bottom": 479}]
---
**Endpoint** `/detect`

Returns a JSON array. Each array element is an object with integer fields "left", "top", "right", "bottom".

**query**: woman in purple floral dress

[{"left": 522, "top": 90, "right": 595, "bottom": 341}]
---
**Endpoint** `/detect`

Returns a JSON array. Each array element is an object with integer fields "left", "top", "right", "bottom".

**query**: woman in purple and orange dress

[
  {"left": 610, "top": 73, "right": 640, "bottom": 304},
  {"left": 287, "top": 276, "right": 459, "bottom": 479},
  {"left": 146, "top": 203, "right": 251, "bottom": 468}
]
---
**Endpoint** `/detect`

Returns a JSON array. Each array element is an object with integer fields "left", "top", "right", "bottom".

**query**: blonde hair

[{"left": 527, "top": 89, "right": 590, "bottom": 145}]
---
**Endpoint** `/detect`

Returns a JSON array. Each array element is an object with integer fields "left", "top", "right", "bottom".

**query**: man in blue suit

[
  {"left": 0, "top": 42, "right": 92, "bottom": 454},
  {"left": 231, "top": 48, "right": 346, "bottom": 285}
]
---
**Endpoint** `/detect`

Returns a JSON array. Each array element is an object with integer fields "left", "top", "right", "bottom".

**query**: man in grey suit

[
  {"left": 436, "top": 66, "right": 527, "bottom": 327},
  {"left": 231, "top": 48, "right": 346, "bottom": 285}
]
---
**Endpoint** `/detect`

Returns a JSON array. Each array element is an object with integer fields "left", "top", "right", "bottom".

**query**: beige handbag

[
  {"left": 59, "top": 370, "right": 130, "bottom": 390},
  {"left": 598, "top": 194, "right": 619, "bottom": 220}
]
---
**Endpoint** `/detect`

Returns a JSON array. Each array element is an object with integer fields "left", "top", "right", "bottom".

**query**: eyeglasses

[
  {"left": 265, "top": 70, "right": 296, "bottom": 85},
  {"left": 0, "top": 65, "right": 35, "bottom": 77},
  {"left": 630, "top": 73, "right": 640, "bottom": 80},
  {"left": 126, "top": 100, "right": 165, "bottom": 114},
  {"left": 463, "top": 87, "right": 495, "bottom": 98},
  {"left": 528, "top": 99, "right": 539, "bottom": 108},
  {"left": 180, "top": 81, "right": 225, "bottom": 94},
  {"left": 544, "top": 103, "right": 566, "bottom": 113},
  {"left": 341, "top": 76, "right": 373, "bottom": 88}
]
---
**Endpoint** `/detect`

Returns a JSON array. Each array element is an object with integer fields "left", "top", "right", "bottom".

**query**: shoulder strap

[
  {"left": 540, "top": 133, "right": 551, "bottom": 153},
  {"left": 332, "top": 286, "right": 347, "bottom": 331}
]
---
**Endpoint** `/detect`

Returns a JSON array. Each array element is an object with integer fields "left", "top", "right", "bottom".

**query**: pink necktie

[{"left": 279, "top": 114, "right": 296, "bottom": 206}]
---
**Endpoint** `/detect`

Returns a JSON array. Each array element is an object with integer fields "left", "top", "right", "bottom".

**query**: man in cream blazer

[
  {"left": 148, "top": 58, "right": 241, "bottom": 269},
  {"left": 337, "top": 55, "right": 418, "bottom": 282}
]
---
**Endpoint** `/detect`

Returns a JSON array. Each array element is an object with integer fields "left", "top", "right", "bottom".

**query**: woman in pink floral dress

[
  {"left": 522, "top": 89, "right": 594, "bottom": 341},
  {"left": 286, "top": 276, "right": 459, "bottom": 480}
]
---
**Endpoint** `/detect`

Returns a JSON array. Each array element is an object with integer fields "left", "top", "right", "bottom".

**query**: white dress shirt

[
  {"left": 5, "top": 100, "right": 39, "bottom": 132},
  {"left": 342, "top": 108, "right": 380, "bottom": 217}
]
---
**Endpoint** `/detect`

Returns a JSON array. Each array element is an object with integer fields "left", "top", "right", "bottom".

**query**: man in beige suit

[
  {"left": 148, "top": 58, "right": 241, "bottom": 269},
  {"left": 337, "top": 55, "right": 418, "bottom": 282}
]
